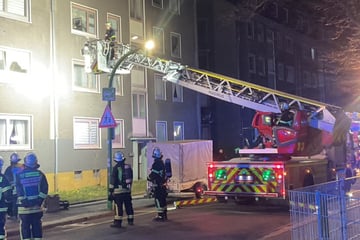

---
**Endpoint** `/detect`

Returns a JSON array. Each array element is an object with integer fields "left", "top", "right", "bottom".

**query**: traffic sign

[
  {"left": 102, "top": 87, "right": 116, "bottom": 101},
  {"left": 99, "top": 105, "right": 117, "bottom": 128}
]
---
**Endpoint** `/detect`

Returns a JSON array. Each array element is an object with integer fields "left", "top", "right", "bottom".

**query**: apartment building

[{"left": 0, "top": 0, "right": 204, "bottom": 192}]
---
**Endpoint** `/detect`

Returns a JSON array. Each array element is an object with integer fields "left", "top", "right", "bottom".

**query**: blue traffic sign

[{"left": 99, "top": 105, "right": 117, "bottom": 128}]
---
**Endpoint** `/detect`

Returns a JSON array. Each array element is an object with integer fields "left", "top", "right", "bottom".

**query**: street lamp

[{"left": 106, "top": 40, "right": 154, "bottom": 209}]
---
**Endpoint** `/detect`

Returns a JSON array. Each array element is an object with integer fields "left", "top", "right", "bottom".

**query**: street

[{"left": 30, "top": 199, "right": 291, "bottom": 240}]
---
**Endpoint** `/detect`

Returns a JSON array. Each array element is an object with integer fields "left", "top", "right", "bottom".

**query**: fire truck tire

[
  {"left": 216, "top": 196, "right": 227, "bottom": 203},
  {"left": 194, "top": 182, "right": 207, "bottom": 199}
]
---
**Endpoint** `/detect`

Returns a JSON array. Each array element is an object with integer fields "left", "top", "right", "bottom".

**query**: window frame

[
  {"left": 71, "top": 2, "right": 98, "bottom": 38},
  {"left": 169, "top": 0, "right": 180, "bottom": 14},
  {"left": 170, "top": 32, "right": 182, "bottom": 59},
  {"left": 72, "top": 59, "right": 100, "bottom": 93},
  {"left": 152, "top": 0, "right": 163, "bottom": 9},
  {"left": 112, "top": 119, "right": 125, "bottom": 148},
  {"left": 153, "top": 27, "right": 165, "bottom": 54},
  {"left": 0, "top": 0, "right": 31, "bottom": 22},
  {"left": 172, "top": 83, "right": 183, "bottom": 103},
  {"left": 0, "top": 46, "right": 31, "bottom": 82},
  {"left": 154, "top": 73, "right": 166, "bottom": 100},
  {"left": 73, "top": 117, "right": 101, "bottom": 149},
  {"left": 156, "top": 121, "right": 167, "bottom": 142},
  {"left": 248, "top": 54, "right": 256, "bottom": 73},
  {"left": 0, "top": 114, "right": 33, "bottom": 151},
  {"left": 114, "top": 75, "right": 124, "bottom": 96},
  {"left": 173, "top": 121, "right": 184, "bottom": 141}
]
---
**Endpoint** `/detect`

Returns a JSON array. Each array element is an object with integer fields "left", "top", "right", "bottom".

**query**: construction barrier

[
  {"left": 289, "top": 176, "right": 360, "bottom": 240},
  {"left": 174, "top": 197, "right": 217, "bottom": 208}
]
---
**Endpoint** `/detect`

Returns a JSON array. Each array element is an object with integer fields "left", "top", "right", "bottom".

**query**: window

[
  {"left": 130, "top": 0, "right": 143, "bottom": 21},
  {"left": 169, "top": 0, "right": 180, "bottom": 14},
  {"left": 257, "top": 23, "right": 264, "bottom": 42},
  {"left": 285, "top": 65, "right": 295, "bottom": 83},
  {"left": 152, "top": 0, "right": 163, "bottom": 9},
  {"left": 247, "top": 21, "right": 254, "bottom": 39},
  {"left": 266, "top": 29, "right": 274, "bottom": 43},
  {"left": 113, "top": 119, "right": 125, "bottom": 148},
  {"left": 107, "top": 13, "right": 121, "bottom": 43},
  {"left": 156, "top": 121, "right": 167, "bottom": 142},
  {"left": 0, "top": 0, "right": 30, "bottom": 22},
  {"left": 257, "top": 57, "right": 265, "bottom": 76},
  {"left": 267, "top": 59, "right": 275, "bottom": 74},
  {"left": 311, "top": 72, "right": 318, "bottom": 88},
  {"left": 0, "top": 114, "right": 32, "bottom": 150},
  {"left": 0, "top": 47, "right": 30, "bottom": 81},
  {"left": 73, "top": 117, "right": 100, "bottom": 149},
  {"left": 71, "top": 2, "right": 97, "bottom": 37},
  {"left": 248, "top": 54, "right": 256, "bottom": 73},
  {"left": 170, "top": 32, "right": 181, "bottom": 58},
  {"left": 285, "top": 36, "right": 293, "bottom": 54},
  {"left": 114, "top": 75, "right": 123, "bottom": 96},
  {"left": 277, "top": 63, "right": 284, "bottom": 81},
  {"left": 303, "top": 71, "right": 311, "bottom": 87},
  {"left": 173, "top": 121, "right": 184, "bottom": 141},
  {"left": 72, "top": 59, "right": 99, "bottom": 92},
  {"left": 132, "top": 93, "right": 146, "bottom": 119},
  {"left": 276, "top": 32, "right": 283, "bottom": 49},
  {"left": 172, "top": 83, "right": 183, "bottom": 102},
  {"left": 153, "top": 27, "right": 164, "bottom": 54},
  {"left": 155, "top": 74, "right": 166, "bottom": 100}
]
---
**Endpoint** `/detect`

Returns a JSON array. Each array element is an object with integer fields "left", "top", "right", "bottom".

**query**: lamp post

[{"left": 106, "top": 40, "right": 154, "bottom": 210}]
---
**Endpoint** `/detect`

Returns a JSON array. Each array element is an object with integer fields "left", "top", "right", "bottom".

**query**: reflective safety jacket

[
  {"left": 0, "top": 173, "right": 11, "bottom": 213},
  {"left": 16, "top": 167, "right": 49, "bottom": 215},
  {"left": 147, "top": 158, "right": 166, "bottom": 187},
  {"left": 4, "top": 163, "right": 24, "bottom": 194},
  {"left": 109, "top": 162, "right": 133, "bottom": 194}
]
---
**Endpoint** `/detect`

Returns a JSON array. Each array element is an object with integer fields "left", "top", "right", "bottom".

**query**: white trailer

[{"left": 146, "top": 140, "right": 212, "bottom": 198}]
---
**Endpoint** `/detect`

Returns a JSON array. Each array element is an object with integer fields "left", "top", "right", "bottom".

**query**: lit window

[
  {"left": 170, "top": 32, "right": 181, "bottom": 58},
  {"left": 72, "top": 59, "right": 99, "bottom": 92},
  {"left": 113, "top": 119, "right": 125, "bottom": 148},
  {"left": 169, "top": 0, "right": 180, "bottom": 14},
  {"left": 73, "top": 117, "right": 100, "bottom": 149},
  {"left": 172, "top": 83, "right": 183, "bottom": 102},
  {"left": 107, "top": 13, "right": 121, "bottom": 43},
  {"left": 0, "top": 47, "right": 30, "bottom": 81},
  {"left": 155, "top": 74, "right": 166, "bottom": 100},
  {"left": 71, "top": 2, "right": 97, "bottom": 38},
  {"left": 173, "top": 121, "right": 184, "bottom": 141},
  {"left": 0, "top": 114, "right": 32, "bottom": 150},
  {"left": 153, "top": 27, "right": 164, "bottom": 54},
  {"left": 0, "top": 0, "right": 31, "bottom": 22},
  {"left": 156, "top": 121, "right": 167, "bottom": 142}
]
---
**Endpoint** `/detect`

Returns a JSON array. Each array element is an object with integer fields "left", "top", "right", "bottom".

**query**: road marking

[{"left": 257, "top": 223, "right": 291, "bottom": 240}]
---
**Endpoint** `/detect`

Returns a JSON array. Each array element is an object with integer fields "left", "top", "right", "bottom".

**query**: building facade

[{"left": 0, "top": 0, "right": 204, "bottom": 192}]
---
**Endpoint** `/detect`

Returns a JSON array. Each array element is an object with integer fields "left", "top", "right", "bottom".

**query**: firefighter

[
  {"left": 108, "top": 151, "right": 134, "bottom": 228},
  {"left": 16, "top": 152, "right": 48, "bottom": 240},
  {"left": 0, "top": 157, "right": 12, "bottom": 240},
  {"left": 4, "top": 152, "right": 24, "bottom": 219},
  {"left": 277, "top": 102, "right": 294, "bottom": 127},
  {"left": 147, "top": 147, "right": 168, "bottom": 221},
  {"left": 104, "top": 22, "right": 116, "bottom": 65}
]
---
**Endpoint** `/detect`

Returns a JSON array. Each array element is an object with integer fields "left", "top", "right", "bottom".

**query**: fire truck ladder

[{"left": 83, "top": 40, "right": 345, "bottom": 134}]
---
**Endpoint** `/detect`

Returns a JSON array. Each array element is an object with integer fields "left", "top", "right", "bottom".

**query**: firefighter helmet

[
  {"left": 152, "top": 147, "right": 162, "bottom": 159},
  {"left": 114, "top": 151, "right": 125, "bottom": 162},
  {"left": 24, "top": 152, "right": 39, "bottom": 168},
  {"left": 10, "top": 152, "right": 21, "bottom": 163},
  {"left": 280, "top": 102, "right": 289, "bottom": 111}
]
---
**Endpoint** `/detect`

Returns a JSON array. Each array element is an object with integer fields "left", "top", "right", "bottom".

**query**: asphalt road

[{"left": 38, "top": 200, "right": 291, "bottom": 240}]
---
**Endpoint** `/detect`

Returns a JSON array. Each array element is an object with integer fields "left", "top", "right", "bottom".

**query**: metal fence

[{"left": 289, "top": 176, "right": 360, "bottom": 240}]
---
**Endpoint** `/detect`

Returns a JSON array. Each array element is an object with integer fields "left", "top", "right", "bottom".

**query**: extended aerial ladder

[{"left": 82, "top": 40, "right": 349, "bottom": 139}]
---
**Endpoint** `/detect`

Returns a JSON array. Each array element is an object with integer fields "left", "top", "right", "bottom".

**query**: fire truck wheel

[
  {"left": 216, "top": 196, "right": 227, "bottom": 203},
  {"left": 194, "top": 182, "right": 207, "bottom": 199},
  {"left": 234, "top": 196, "right": 256, "bottom": 205}
]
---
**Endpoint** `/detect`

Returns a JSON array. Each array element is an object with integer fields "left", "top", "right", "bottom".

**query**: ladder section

[{"left": 82, "top": 40, "right": 344, "bottom": 133}]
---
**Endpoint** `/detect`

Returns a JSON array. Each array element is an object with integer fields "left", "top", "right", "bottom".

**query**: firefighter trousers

[
  {"left": 113, "top": 192, "right": 134, "bottom": 225},
  {"left": 19, "top": 212, "right": 43, "bottom": 240},
  {"left": 154, "top": 186, "right": 167, "bottom": 219},
  {"left": 0, "top": 212, "right": 6, "bottom": 239}
]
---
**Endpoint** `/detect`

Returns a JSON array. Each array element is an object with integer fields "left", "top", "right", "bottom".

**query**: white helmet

[{"left": 280, "top": 102, "right": 289, "bottom": 111}]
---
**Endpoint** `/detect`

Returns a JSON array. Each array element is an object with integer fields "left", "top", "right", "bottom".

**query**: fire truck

[{"left": 82, "top": 40, "right": 352, "bottom": 202}]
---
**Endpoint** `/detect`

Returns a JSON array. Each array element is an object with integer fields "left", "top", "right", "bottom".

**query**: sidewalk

[{"left": 6, "top": 195, "right": 154, "bottom": 238}]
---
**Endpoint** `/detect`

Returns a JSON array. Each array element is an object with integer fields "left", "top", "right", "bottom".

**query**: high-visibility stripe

[{"left": 174, "top": 198, "right": 217, "bottom": 208}]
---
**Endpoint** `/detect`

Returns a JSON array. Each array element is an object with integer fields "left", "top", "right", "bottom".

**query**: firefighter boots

[{"left": 110, "top": 220, "right": 122, "bottom": 228}]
